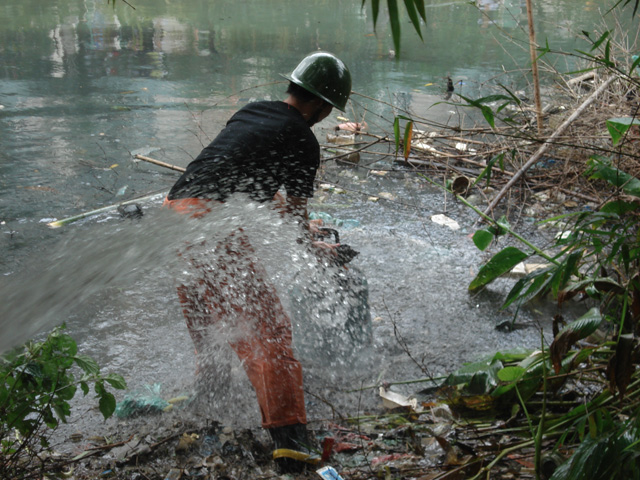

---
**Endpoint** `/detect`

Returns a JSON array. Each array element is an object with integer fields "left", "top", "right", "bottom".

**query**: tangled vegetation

[{"left": 0, "top": 327, "right": 126, "bottom": 479}]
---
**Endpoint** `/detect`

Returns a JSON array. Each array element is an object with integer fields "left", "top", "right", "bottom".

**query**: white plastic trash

[{"left": 317, "top": 466, "right": 345, "bottom": 480}]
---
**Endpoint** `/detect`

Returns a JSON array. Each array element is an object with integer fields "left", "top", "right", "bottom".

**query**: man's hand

[
  {"left": 311, "top": 240, "right": 339, "bottom": 262},
  {"left": 308, "top": 218, "right": 323, "bottom": 235}
]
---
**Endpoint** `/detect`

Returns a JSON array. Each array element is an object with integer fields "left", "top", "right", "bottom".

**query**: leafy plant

[
  {"left": 0, "top": 325, "right": 126, "bottom": 478},
  {"left": 550, "top": 411, "right": 640, "bottom": 480},
  {"left": 466, "top": 120, "right": 640, "bottom": 335}
]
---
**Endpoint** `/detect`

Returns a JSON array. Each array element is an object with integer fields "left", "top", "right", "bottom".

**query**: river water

[{"left": 0, "top": 0, "right": 624, "bottom": 432}]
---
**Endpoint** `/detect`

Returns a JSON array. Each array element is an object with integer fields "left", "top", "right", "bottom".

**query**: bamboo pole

[
  {"left": 47, "top": 191, "right": 167, "bottom": 228},
  {"left": 480, "top": 76, "right": 616, "bottom": 220},
  {"left": 525, "top": 0, "right": 543, "bottom": 135}
]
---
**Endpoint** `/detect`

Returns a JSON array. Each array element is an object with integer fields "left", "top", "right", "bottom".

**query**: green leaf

[
  {"left": 403, "top": 120, "right": 413, "bottom": 160},
  {"left": 563, "top": 308, "right": 602, "bottom": 338},
  {"left": 498, "top": 84, "right": 523, "bottom": 106},
  {"left": 456, "top": 94, "right": 512, "bottom": 129},
  {"left": 497, "top": 366, "right": 526, "bottom": 382},
  {"left": 413, "top": 0, "right": 426, "bottom": 21},
  {"left": 74, "top": 354, "right": 100, "bottom": 375},
  {"left": 502, "top": 267, "right": 552, "bottom": 309},
  {"left": 104, "top": 373, "right": 127, "bottom": 390},
  {"left": 600, "top": 200, "right": 639, "bottom": 215},
  {"left": 590, "top": 30, "right": 611, "bottom": 51},
  {"left": 474, "top": 152, "right": 505, "bottom": 187},
  {"left": 402, "top": 0, "right": 423, "bottom": 40},
  {"left": 606, "top": 117, "right": 640, "bottom": 146},
  {"left": 587, "top": 155, "right": 640, "bottom": 196},
  {"left": 480, "top": 106, "right": 495, "bottom": 128},
  {"left": 98, "top": 391, "right": 116, "bottom": 419},
  {"left": 388, "top": 0, "right": 401, "bottom": 55},
  {"left": 631, "top": 54, "right": 640, "bottom": 76},
  {"left": 603, "top": 39, "right": 613, "bottom": 66},
  {"left": 552, "top": 251, "right": 583, "bottom": 296},
  {"left": 469, "top": 246, "right": 530, "bottom": 291},
  {"left": 472, "top": 229, "right": 494, "bottom": 251},
  {"left": 53, "top": 401, "right": 71, "bottom": 424},
  {"left": 371, "top": 0, "right": 380, "bottom": 30},
  {"left": 393, "top": 117, "right": 400, "bottom": 153}
]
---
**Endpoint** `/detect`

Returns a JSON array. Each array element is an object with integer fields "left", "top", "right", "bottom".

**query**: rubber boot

[{"left": 268, "top": 423, "right": 310, "bottom": 474}]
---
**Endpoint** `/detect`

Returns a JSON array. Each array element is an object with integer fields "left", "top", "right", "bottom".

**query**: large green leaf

[
  {"left": 99, "top": 391, "right": 117, "bottom": 420},
  {"left": 556, "top": 308, "right": 602, "bottom": 340},
  {"left": 502, "top": 267, "right": 552, "bottom": 309},
  {"left": 104, "top": 373, "right": 127, "bottom": 390},
  {"left": 606, "top": 117, "right": 640, "bottom": 146},
  {"left": 550, "top": 308, "right": 602, "bottom": 373},
  {"left": 550, "top": 422, "right": 640, "bottom": 480},
  {"left": 469, "top": 246, "right": 530, "bottom": 291},
  {"left": 497, "top": 366, "right": 526, "bottom": 382},
  {"left": 74, "top": 354, "right": 100, "bottom": 375},
  {"left": 587, "top": 156, "right": 640, "bottom": 197}
]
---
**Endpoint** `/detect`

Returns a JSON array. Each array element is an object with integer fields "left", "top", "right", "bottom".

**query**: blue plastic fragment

[{"left": 309, "top": 211, "right": 360, "bottom": 229}]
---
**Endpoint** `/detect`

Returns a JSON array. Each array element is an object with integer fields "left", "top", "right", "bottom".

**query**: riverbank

[{"left": 4, "top": 68, "right": 640, "bottom": 480}]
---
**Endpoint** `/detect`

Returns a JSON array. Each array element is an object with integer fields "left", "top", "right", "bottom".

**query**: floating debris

[
  {"left": 326, "top": 133, "right": 356, "bottom": 145},
  {"left": 379, "top": 386, "right": 422, "bottom": 412},
  {"left": 431, "top": 214, "right": 460, "bottom": 230}
]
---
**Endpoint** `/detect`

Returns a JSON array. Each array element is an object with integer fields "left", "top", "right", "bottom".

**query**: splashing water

[{"left": 1, "top": 197, "right": 379, "bottom": 429}]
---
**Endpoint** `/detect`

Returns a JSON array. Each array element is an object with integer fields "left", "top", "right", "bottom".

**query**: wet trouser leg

[{"left": 170, "top": 209, "right": 306, "bottom": 429}]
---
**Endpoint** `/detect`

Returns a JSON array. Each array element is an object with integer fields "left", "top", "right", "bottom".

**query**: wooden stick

[
  {"left": 134, "top": 154, "right": 186, "bottom": 173},
  {"left": 480, "top": 76, "right": 617, "bottom": 220}
]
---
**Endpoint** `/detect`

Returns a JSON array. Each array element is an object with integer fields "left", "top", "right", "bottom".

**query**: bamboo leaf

[
  {"left": 474, "top": 152, "right": 505, "bottom": 187},
  {"left": 371, "top": 0, "right": 381, "bottom": 30},
  {"left": 498, "top": 84, "right": 523, "bottom": 105},
  {"left": 403, "top": 120, "right": 413, "bottom": 160},
  {"left": 502, "top": 268, "right": 552, "bottom": 310},
  {"left": 469, "top": 246, "right": 530, "bottom": 291},
  {"left": 388, "top": 0, "right": 401, "bottom": 55},
  {"left": 604, "top": 39, "right": 612, "bottom": 65},
  {"left": 456, "top": 94, "right": 511, "bottom": 129},
  {"left": 413, "top": 0, "right": 426, "bottom": 21},
  {"left": 551, "top": 251, "right": 583, "bottom": 297},
  {"left": 590, "top": 30, "right": 611, "bottom": 51},
  {"left": 402, "top": 0, "right": 423, "bottom": 40},
  {"left": 631, "top": 54, "right": 640, "bottom": 76},
  {"left": 393, "top": 117, "right": 400, "bottom": 153}
]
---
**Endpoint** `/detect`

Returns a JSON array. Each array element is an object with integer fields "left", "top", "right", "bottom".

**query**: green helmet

[{"left": 281, "top": 52, "right": 352, "bottom": 111}]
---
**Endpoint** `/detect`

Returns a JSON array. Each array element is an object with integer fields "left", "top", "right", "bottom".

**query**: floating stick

[
  {"left": 134, "top": 154, "right": 186, "bottom": 173},
  {"left": 47, "top": 191, "right": 167, "bottom": 228}
]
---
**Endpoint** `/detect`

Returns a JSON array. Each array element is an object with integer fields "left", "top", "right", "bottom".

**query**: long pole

[{"left": 525, "top": 0, "right": 543, "bottom": 135}]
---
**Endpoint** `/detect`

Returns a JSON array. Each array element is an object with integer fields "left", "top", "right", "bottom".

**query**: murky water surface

[{"left": 0, "top": 0, "right": 621, "bottom": 433}]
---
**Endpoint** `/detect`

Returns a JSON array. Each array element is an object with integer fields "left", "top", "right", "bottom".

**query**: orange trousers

[{"left": 165, "top": 197, "right": 306, "bottom": 429}]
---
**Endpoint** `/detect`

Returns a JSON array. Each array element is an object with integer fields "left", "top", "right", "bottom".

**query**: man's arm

[{"left": 272, "top": 192, "right": 337, "bottom": 252}]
